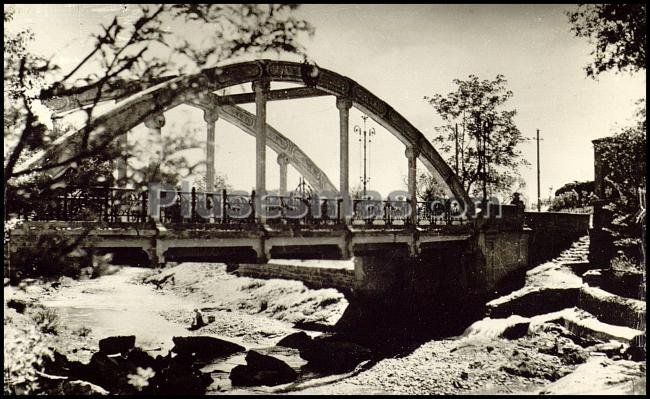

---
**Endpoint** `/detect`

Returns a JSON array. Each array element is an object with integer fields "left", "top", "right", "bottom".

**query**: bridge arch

[{"left": 19, "top": 59, "right": 472, "bottom": 213}]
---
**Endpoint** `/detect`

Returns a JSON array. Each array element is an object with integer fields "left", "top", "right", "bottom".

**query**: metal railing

[{"left": 7, "top": 186, "right": 469, "bottom": 229}]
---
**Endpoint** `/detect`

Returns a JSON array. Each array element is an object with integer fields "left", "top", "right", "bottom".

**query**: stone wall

[
  {"left": 235, "top": 263, "right": 356, "bottom": 295},
  {"left": 524, "top": 211, "right": 591, "bottom": 265},
  {"left": 477, "top": 229, "right": 531, "bottom": 295}
]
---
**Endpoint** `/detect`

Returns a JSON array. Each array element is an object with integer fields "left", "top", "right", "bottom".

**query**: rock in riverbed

[
  {"left": 230, "top": 350, "right": 298, "bottom": 386},
  {"left": 171, "top": 336, "right": 245, "bottom": 363},
  {"left": 98, "top": 335, "right": 135, "bottom": 355},
  {"left": 276, "top": 331, "right": 313, "bottom": 350},
  {"left": 300, "top": 337, "right": 373, "bottom": 373}
]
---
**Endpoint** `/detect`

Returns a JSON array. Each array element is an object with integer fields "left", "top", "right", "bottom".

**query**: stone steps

[{"left": 486, "top": 234, "right": 646, "bottom": 348}]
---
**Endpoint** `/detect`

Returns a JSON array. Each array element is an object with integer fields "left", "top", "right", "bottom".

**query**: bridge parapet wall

[{"left": 524, "top": 211, "right": 591, "bottom": 265}]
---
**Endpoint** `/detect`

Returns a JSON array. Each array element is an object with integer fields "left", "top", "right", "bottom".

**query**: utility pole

[
  {"left": 454, "top": 123, "right": 459, "bottom": 175},
  {"left": 536, "top": 129, "right": 541, "bottom": 212},
  {"left": 354, "top": 115, "right": 375, "bottom": 197}
]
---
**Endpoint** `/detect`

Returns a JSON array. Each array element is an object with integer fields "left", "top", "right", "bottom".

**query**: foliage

[
  {"left": 127, "top": 367, "right": 156, "bottom": 392},
  {"left": 415, "top": 172, "right": 446, "bottom": 201},
  {"left": 425, "top": 74, "right": 528, "bottom": 199},
  {"left": 550, "top": 190, "right": 579, "bottom": 211},
  {"left": 567, "top": 4, "right": 646, "bottom": 78},
  {"left": 549, "top": 181, "right": 597, "bottom": 212},
  {"left": 554, "top": 180, "right": 594, "bottom": 198},
  {"left": 72, "top": 326, "right": 92, "bottom": 337},
  {"left": 4, "top": 4, "right": 314, "bottom": 187},
  {"left": 9, "top": 229, "right": 92, "bottom": 282},
  {"left": 611, "top": 252, "right": 641, "bottom": 272},
  {"left": 596, "top": 101, "right": 646, "bottom": 260},
  {"left": 4, "top": 4, "right": 314, "bottom": 285},
  {"left": 30, "top": 307, "right": 60, "bottom": 335},
  {"left": 3, "top": 320, "right": 53, "bottom": 395},
  {"left": 193, "top": 174, "right": 232, "bottom": 192}
]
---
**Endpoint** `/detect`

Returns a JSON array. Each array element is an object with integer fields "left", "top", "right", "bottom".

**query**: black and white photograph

[{"left": 3, "top": 3, "right": 646, "bottom": 395}]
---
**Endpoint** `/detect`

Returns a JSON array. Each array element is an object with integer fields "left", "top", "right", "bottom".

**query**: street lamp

[{"left": 354, "top": 115, "right": 375, "bottom": 198}]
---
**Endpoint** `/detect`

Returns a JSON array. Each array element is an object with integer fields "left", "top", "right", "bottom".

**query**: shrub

[
  {"left": 8, "top": 229, "right": 92, "bottom": 282},
  {"left": 3, "top": 322, "right": 53, "bottom": 395},
  {"left": 72, "top": 326, "right": 92, "bottom": 337},
  {"left": 30, "top": 307, "right": 60, "bottom": 335},
  {"left": 611, "top": 252, "right": 641, "bottom": 272}
]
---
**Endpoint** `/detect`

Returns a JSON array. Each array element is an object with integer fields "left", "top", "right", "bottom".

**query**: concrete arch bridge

[{"left": 7, "top": 60, "right": 590, "bottom": 328}]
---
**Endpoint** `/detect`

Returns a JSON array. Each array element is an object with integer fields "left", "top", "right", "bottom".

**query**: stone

[
  {"left": 500, "top": 321, "right": 530, "bottom": 340},
  {"left": 300, "top": 337, "right": 373, "bottom": 373},
  {"left": 276, "top": 331, "right": 312, "bottom": 350},
  {"left": 582, "top": 269, "right": 602, "bottom": 287},
  {"left": 6, "top": 298, "right": 28, "bottom": 313},
  {"left": 98, "top": 335, "right": 136, "bottom": 354},
  {"left": 149, "top": 359, "right": 213, "bottom": 395},
  {"left": 171, "top": 336, "right": 245, "bottom": 362},
  {"left": 624, "top": 344, "right": 646, "bottom": 362},
  {"left": 58, "top": 380, "right": 109, "bottom": 395},
  {"left": 229, "top": 350, "right": 298, "bottom": 387}
]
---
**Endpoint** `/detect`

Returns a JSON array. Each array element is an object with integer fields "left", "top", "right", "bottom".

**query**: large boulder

[
  {"left": 171, "top": 336, "right": 245, "bottom": 362},
  {"left": 501, "top": 321, "right": 530, "bottom": 340},
  {"left": 276, "top": 331, "right": 313, "bottom": 350},
  {"left": 6, "top": 298, "right": 28, "bottom": 313},
  {"left": 229, "top": 350, "right": 298, "bottom": 387},
  {"left": 300, "top": 338, "right": 373, "bottom": 373},
  {"left": 147, "top": 357, "right": 213, "bottom": 395},
  {"left": 98, "top": 335, "right": 136, "bottom": 355}
]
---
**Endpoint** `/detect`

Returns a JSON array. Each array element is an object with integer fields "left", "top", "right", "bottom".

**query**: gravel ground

[{"left": 5, "top": 248, "right": 646, "bottom": 395}]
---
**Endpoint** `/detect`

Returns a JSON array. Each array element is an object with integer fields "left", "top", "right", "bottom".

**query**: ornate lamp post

[{"left": 354, "top": 115, "right": 375, "bottom": 197}]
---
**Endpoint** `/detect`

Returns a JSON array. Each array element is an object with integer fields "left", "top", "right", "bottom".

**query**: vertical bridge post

[
  {"left": 406, "top": 145, "right": 419, "bottom": 227},
  {"left": 337, "top": 97, "right": 352, "bottom": 222},
  {"left": 277, "top": 153, "right": 289, "bottom": 197},
  {"left": 144, "top": 112, "right": 166, "bottom": 182},
  {"left": 253, "top": 79, "right": 270, "bottom": 223},
  {"left": 116, "top": 133, "right": 128, "bottom": 187},
  {"left": 203, "top": 108, "right": 219, "bottom": 193}
]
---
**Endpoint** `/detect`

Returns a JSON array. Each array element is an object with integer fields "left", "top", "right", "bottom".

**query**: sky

[{"left": 7, "top": 4, "right": 646, "bottom": 204}]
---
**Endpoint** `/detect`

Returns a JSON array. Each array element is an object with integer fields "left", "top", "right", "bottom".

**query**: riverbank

[{"left": 4, "top": 239, "right": 646, "bottom": 394}]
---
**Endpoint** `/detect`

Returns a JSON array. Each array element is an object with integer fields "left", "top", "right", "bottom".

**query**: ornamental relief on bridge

[
  {"left": 388, "top": 109, "right": 418, "bottom": 144},
  {"left": 318, "top": 71, "right": 350, "bottom": 96},
  {"left": 209, "top": 62, "right": 262, "bottom": 87},
  {"left": 352, "top": 85, "right": 388, "bottom": 117},
  {"left": 221, "top": 105, "right": 256, "bottom": 128},
  {"left": 267, "top": 63, "right": 303, "bottom": 82}
]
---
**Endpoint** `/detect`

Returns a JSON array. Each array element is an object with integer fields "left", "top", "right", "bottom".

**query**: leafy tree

[
  {"left": 406, "top": 172, "right": 446, "bottom": 202},
  {"left": 4, "top": 4, "right": 314, "bottom": 281},
  {"left": 567, "top": 4, "right": 646, "bottom": 78},
  {"left": 192, "top": 174, "right": 232, "bottom": 193},
  {"left": 425, "top": 75, "right": 529, "bottom": 199},
  {"left": 4, "top": 4, "right": 314, "bottom": 189}
]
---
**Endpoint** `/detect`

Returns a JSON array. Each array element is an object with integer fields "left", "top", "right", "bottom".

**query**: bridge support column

[
  {"left": 144, "top": 113, "right": 166, "bottom": 182},
  {"left": 406, "top": 146, "right": 419, "bottom": 226},
  {"left": 277, "top": 153, "right": 289, "bottom": 196},
  {"left": 253, "top": 79, "right": 270, "bottom": 223},
  {"left": 203, "top": 109, "right": 219, "bottom": 192},
  {"left": 337, "top": 97, "right": 353, "bottom": 222},
  {"left": 115, "top": 131, "right": 128, "bottom": 187}
]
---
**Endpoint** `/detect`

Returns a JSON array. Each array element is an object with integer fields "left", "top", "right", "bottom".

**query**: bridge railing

[
  {"left": 6, "top": 186, "right": 149, "bottom": 225},
  {"left": 7, "top": 186, "right": 468, "bottom": 229}
]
